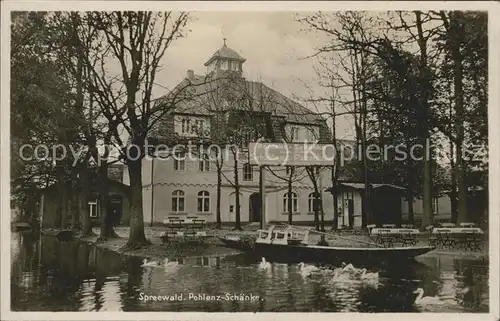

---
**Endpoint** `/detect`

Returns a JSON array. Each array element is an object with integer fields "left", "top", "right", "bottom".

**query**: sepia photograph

[{"left": 1, "top": 1, "right": 499, "bottom": 319}]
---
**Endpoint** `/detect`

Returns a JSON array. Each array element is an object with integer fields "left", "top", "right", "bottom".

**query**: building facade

[{"left": 132, "top": 42, "right": 337, "bottom": 225}]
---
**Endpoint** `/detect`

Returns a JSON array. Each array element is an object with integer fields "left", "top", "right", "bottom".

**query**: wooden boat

[
  {"left": 11, "top": 222, "right": 32, "bottom": 232},
  {"left": 41, "top": 228, "right": 74, "bottom": 241},
  {"left": 218, "top": 225, "right": 434, "bottom": 264}
]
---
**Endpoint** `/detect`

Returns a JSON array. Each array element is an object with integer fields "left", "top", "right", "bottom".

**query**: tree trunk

[
  {"left": 450, "top": 142, "right": 458, "bottom": 223},
  {"left": 70, "top": 170, "right": 80, "bottom": 230},
  {"left": 415, "top": 11, "right": 433, "bottom": 229},
  {"left": 287, "top": 168, "right": 293, "bottom": 225},
  {"left": 98, "top": 159, "right": 118, "bottom": 241},
  {"left": 125, "top": 158, "right": 150, "bottom": 248},
  {"left": 55, "top": 164, "right": 65, "bottom": 229},
  {"left": 79, "top": 164, "right": 92, "bottom": 236},
  {"left": 331, "top": 183, "right": 339, "bottom": 230},
  {"left": 233, "top": 151, "right": 242, "bottom": 230},
  {"left": 216, "top": 167, "right": 222, "bottom": 229},
  {"left": 407, "top": 189, "right": 414, "bottom": 225},
  {"left": 307, "top": 167, "right": 320, "bottom": 231},
  {"left": 450, "top": 15, "right": 468, "bottom": 224}
]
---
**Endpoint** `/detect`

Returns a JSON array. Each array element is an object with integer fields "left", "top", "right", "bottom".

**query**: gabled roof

[
  {"left": 154, "top": 73, "right": 324, "bottom": 125},
  {"left": 204, "top": 44, "right": 246, "bottom": 66}
]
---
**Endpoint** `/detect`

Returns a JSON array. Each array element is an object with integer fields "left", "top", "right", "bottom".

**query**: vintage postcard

[{"left": 1, "top": 1, "right": 499, "bottom": 320}]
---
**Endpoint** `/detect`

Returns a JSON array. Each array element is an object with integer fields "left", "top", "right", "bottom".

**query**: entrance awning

[{"left": 326, "top": 182, "right": 406, "bottom": 192}]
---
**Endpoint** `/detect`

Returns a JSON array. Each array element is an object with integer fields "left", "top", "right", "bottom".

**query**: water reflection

[{"left": 11, "top": 232, "right": 489, "bottom": 312}]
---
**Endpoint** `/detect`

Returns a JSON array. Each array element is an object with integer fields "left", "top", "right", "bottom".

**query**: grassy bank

[{"left": 76, "top": 225, "right": 489, "bottom": 262}]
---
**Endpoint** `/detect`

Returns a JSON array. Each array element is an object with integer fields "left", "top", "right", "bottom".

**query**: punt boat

[{"left": 218, "top": 225, "right": 434, "bottom": 264}]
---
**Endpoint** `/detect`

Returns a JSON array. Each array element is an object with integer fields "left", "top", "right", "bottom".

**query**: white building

[{"left": 135, "top": 42, "right": 336, "bottom": 225}]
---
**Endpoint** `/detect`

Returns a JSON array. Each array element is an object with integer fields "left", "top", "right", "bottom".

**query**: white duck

[
  {"left": 258, "top": 257, "right": 272, "bottom": 269},
  {"left": 163, "top": 258, "right": 180, "bottom": 271},
  {"left": 331, "top": 268, "right": 353, "bottom": 282},
  {"left": 358, "top": 268, "right": 379, "bottom": 280},
  {"left": 141, "top": 259, "right": 158, "bottom": 267},
  {"left": 342, "top": 263, "right": 359, "bottom": 275},
  {"left": 413, "top": 288, "right": 446, "bottom": 306},
  {"left": 298, "top": 262, "right": 320, "bottom": 277}
]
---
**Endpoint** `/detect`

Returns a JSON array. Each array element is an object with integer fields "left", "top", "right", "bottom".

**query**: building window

[
  {"left": 174, "top": 152, "right": 185, "bottom": 171},
  {"left": 308, "top": 192, "right": 318, "bottom": 213},
  {"left": 89, "top": 200, "right": 98, "bottom": 218},
  {"left": 220, "top": 60, "right": 228, "bottom": 70},
  {"left": 243, "top": 163, "right": 253, "bottom": 181},
  {"left": 172, "top": 190, "right": 185, "bottom": 212},
  {"left": 199, "top": 151, "right": 210, "bottom": 172},
  {"left": 282, "top": 192, "right": 298, "bottom": 213},
  {"left": 197, "top": 191, "right": 210, "bottom": 212},
  {"left": 231, "top": 61, "right": 239, "bottom": 71},
  {"left": 181, "top": 118, "right": 190, "bottom": 134},
  {"left": 433, "top": 197, "right": 439, "bottom": 214},
  {"left": 191, "top": 119, "right": 205, "bottom": 135},
  {"left": 307, "top": 128, "right": 317, "bottom": 142},
  {"left": 290, "top": 126, "right": 299, "bottom": 141}
]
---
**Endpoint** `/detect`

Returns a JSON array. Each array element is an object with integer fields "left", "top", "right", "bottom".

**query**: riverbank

[
  {"left": 76, "top": 225, "right": 489, "bottom": 262},
  {"left": 78, "top": 226, "right": 248, "bottom": 261}
]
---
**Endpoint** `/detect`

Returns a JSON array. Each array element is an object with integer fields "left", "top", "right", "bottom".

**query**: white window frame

[
  {"left": 243, "top": 163, "right": 253, "bottom": 181},
  {"left": 89, "top": 200, "right": 98, "bottom": 218},
  {"left": 181, "top": 118, "right": 190, "bottom": 134},
  {"left": 282, "top": 192, "right": 298, "bottom": 213},
  {"left": 197, "top": 191, "right": 211, "bottom": 213},
  {"left": 173, "top": 152, "right": 185, "bottom": 171},
  {"left": 290, "top": 126, "right": 299, "bottom": 141},
  {"left": 308, "top": 192, "right": 316, "bottom": 213},
  {"left": 172, "top": 190, "right": 185, "bottom": 212},
  {"left": 220, "top": 60, "right": 228, "bottom": 70},
  {"left": 433, "top": 197, "right": 439, "bottom": 215},
  {"left": 199, "top": 151, "right": 210, "bottom": 172}
]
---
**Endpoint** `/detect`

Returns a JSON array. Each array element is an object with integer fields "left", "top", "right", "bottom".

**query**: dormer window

[
  {"left": 220, "top": 60, "right": 228, "bottom": 70},
  {"left": 181, "top": 118, "right": 190, "bottom": 134},
  {"left": 231, "top": 61, "right": 239, "bottom": 71}
]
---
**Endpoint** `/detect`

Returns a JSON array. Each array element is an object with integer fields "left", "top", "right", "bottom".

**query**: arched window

[
  {"left": 197, "top": 191, "right": 210, "bottom": 212},
  {"left": 308, "top": 192, "right": 316, "bottom": 213},
  {"left": 282, "top": 192, "right": 298, "bottom": 213},
  {"left": 172, "top": 190, "right": 185, "bottom": 212}
]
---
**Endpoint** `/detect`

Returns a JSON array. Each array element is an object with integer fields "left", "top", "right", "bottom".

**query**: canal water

[{"left": 11, "top": 232, "right": 489, "bottom": 312}]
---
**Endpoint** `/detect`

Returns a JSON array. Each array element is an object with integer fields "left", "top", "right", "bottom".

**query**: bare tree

[{"left": 68, "top": 11, "right": 193, "bottom": 248}]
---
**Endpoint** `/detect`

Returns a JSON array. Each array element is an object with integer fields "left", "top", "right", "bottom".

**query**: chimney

[{"left": 186, "top": 69, "right": 194, "bottom": 80}]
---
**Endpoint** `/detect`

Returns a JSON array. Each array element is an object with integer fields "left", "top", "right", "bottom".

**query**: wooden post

[
  {"left": 150, "top": 157, "right": 154, "bottom": 227},
  {"left": 259, "top": 165, "right": 266, "bottom": 229}
]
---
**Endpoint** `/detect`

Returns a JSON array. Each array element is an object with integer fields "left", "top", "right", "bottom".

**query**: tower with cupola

[{"left": 204, "top": 39, "right": 246, "bottom": 78}]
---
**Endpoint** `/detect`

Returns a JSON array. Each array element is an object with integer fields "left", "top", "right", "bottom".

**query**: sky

[{"left": 152, "top": 11, "right": 356, "bottom": 140}]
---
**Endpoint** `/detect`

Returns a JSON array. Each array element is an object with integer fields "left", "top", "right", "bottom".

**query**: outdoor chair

[
  {"left": 470, "top": 232, "right": 484, "bottom": 251},
  {"left": 377, "top": 231, "right": 394, "bottom": 248},
  {"left": 192, "top": 219, "right": 206, "bottom": 230},
  {"left": 195, "top": 231, "right": 208, "bottom": 244},
  {"left": 184, "top": 230, "right": 198, "bottom": 243},
  {"left": 366, "top": 224, "right": 376, "bottom": 234},
  {"left": 428, "top": 234, "right": 439, "bottom": 247},
  {"left": 436, "top": 230, "right": 454, "bottom": 249},
  {"left": 401, "top": 232, "right": 417, "bottom": 247},
  {"left": 160, "top": 230, "right": 181, "bottom": 244}
]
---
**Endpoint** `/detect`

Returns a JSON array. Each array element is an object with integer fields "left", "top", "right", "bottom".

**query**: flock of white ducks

[
  {"left": 143, "top": 256, "right": 461, "bottom": 308},
  {"left": 141, "top": 258, "right": 180, "bottom": 272}
]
